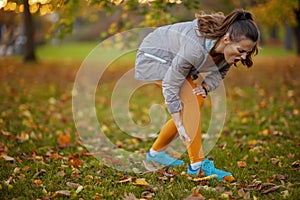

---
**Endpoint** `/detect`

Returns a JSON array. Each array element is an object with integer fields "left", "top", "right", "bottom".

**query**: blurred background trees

[{"left": 0, "top": 0, "right": 299, "bottom": 62}]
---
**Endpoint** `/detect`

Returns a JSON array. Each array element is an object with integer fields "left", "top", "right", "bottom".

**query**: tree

[
  {"left": 246, "top": 0, "right": 300, "bottom": 55},
  {"left": 1, "top": 0, "right": 201, "bottom": 62},
  {"left": 22, "top": 0, "right": 35, "bottom": 61}
]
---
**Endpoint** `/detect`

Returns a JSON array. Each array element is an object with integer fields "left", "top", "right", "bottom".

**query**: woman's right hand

[
  {"left": 171, "top": 112, "right": 191, "bottom": 143},
  {"left": 177, "top": 124, "right": 191, "bottom": 143}
]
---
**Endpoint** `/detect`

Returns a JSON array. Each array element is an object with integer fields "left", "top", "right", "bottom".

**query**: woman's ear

[{"left": 223, "top": 33, "right": 231, "bottom": 44}]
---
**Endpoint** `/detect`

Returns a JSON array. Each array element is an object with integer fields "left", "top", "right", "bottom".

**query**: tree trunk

[
  {"left": 284, "top": 26, "right": 293, "bottom": 50},
  {"left": 295, "top": 26, "right": 300, "bottom": 56},
  {"left": 295, "top": 1, "right": 300, "bottom": 56},
  {"left": 23, "top": 0, "right": 36, "bottom": 62}
]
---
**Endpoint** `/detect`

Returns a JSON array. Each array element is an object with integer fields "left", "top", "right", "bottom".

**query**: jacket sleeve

[
  {"left": 162, "top": 43, "right": 205, "bottom": 114},
  {"left": 203, "top": 64, "right": 231, "bottom": 91}
]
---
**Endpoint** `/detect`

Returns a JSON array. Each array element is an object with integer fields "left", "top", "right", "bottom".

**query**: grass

[
  {"left": 0, "top": 46, "right": 299, "bottom": 199},
  {"left": 35, "top": 41, "right": 296, "bottom": 61}
]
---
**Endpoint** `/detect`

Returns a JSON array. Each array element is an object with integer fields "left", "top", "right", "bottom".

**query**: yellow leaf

[
  {"left": 133, "top": 178, "right": 148, "bottom": 186},
  {"left": 248, "top": 140, "right": 257, "bottom": 145},
  {"left": 221, "top": 193, "right": 229, "bottom": 199},
  {"left": 293, "top": 109, "right": 299, "bottom": 115},
  {"left": 241, "top": 117, "right": 248, "bottom": 124},
  {"left": 193, "top": 174, "right": 217, "bottom": 182}
]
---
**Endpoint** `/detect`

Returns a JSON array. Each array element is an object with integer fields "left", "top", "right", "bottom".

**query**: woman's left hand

[{"left": 193, "top": 84, "right": 207, "bottom": 97}]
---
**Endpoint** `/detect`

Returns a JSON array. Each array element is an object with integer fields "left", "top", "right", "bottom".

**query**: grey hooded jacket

[{"left": 135, "top": 19, "right": 230, "bottom": 114}]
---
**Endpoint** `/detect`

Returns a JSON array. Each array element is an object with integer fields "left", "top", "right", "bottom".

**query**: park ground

[{"left": 0, "top": 44, "right": 299, "bottom": 199}]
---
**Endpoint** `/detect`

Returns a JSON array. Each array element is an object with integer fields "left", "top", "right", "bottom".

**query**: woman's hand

[
  {"left": 171, "top": 112, "right": 191, "bottom": 143},
  {"left": 193, "top": 84, "right": 209, "bottom": 97},
  {"left": 177, "top": 124, "right": 191, "bottom": 143}
]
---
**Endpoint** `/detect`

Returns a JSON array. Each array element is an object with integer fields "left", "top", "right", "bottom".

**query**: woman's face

[{"left": 223, "top": 38, "right": 256, "bottom": 65}]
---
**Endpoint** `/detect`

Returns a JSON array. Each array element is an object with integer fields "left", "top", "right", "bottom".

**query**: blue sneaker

[
  {"left": 146, "top": 151, "right": 184, "bottom": 167},
  {"left": 201, "top": 158, "right": 232, "bottom": 180},
  {"left": 187, "top": 164, "right": 201, "bottom": 175}
]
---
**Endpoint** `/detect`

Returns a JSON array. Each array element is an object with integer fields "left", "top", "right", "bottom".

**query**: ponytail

[{"left": 196, "top": 9, "right": 260, "bottom": 67}]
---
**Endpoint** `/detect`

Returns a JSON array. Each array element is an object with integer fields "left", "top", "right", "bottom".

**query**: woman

[{"left": 134, "top": 9, "right": 259, "bottom": 180}]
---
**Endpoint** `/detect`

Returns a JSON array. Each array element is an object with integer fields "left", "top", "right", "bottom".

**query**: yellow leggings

[{"left": 152, "top": 78, "right": 205, "bottom": 163}]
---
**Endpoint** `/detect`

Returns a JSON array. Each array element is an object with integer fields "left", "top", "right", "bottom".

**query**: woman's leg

[
  {"left": 151, "top": 81, "right": 179, "bottom": 151},
  {"left": 151, "top": 118, "right": 178, "bottom": 151},
  {"left": 151, "top": 78, "right": 204, "bottom": 161},
  {"left": 180, "top": 78, "right": 205, "bottom": 163}
]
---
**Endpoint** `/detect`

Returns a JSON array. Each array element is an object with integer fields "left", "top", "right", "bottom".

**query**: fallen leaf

[
  {"left": 224, "top": 175, "right": 235, "bottom": 183},
  {"left": 16, "top": 132, "right": 29, "bottom": 142},
  {"left": 117, "top": 177, "right": 132, "bottom": 184},
  {"left": 116, "top": 140, "right": 124, "bottom": 148},
  {"left": 291, "top": 160, "right": 300, "bottom": 168},
  {"left": 248, "top": 140, "right": 257, "bottom": 145},
  {"left": 237, "top": 188, "right": 245, "bottom": 197},
  {"left": 85, "top": 175, "right": 94, "bottom": 180},
  {"left": 193, "top": 174, "right": 217, "bottom": 182},
  {"left": 33, "top": 169, "right": 46, "bottom": 179},
  {"left": 66, "top": 182, "right": 81, "bottom": 188},
  {"left": 270, "top": 157, "right": 280, "bottom": 164},
  {"left": 261, "top": 185, "right": 280, "bottom": 194},
  {"left": 184, "top": 194, "right": 205, "bottom": 200},
  {"left": 123, "top": 192, "right": 138, "bottom": 200},
  {"left": 57, "top": 133, "right": 72, "bottom": 148},
  {"left": 237, "top": 161, "right": 247, "bottom": 168},
  {"left": 220, "top": 193, "right": 230, "bottom": 199},
  {"left": 244, "top": 192, "right": 250, "bottom": 199},
  {"left": 275, "top": 174, "right": 285, "bottom": 181},
  {"left": 286, "top": 153, "right": 294, "bottom": 159},
  {"left": 184, "top": 187, "right": 205, "bottom": 200},
  {"left": 281, "top": 190, "right": 289, "bottom": 198},
  {"left": 93, "top": 193, "right": 103, "bottom": 199},
  {"left": 1, "top": 155, "right": 15, "bottom": 162},
  {"left": 133, "top": 178, "right": 148, "bottom": 186},
  {"left": 141, "top": 191, "right": 155, "bottom": 199},
  {"left": 33, "top": 179, "right": 42, "bottom": 186},
  {"left": 75, "top": 185, "right": 84, "bottom": 194},
  {"left": 52, "top": 190, "right": 71, "bottom": 198}
]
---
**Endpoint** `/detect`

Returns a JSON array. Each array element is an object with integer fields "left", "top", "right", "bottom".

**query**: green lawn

[
  {"left": 0, "top": 51, "right": 299, "bottom": 199},
  {"left": 36, "top": 42, "right": 296, "bottom": 61}
]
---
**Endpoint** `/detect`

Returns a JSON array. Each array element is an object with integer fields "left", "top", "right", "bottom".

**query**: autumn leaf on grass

[
  {"left": 1, "top": 155, "right": 15, "bottom": 162},
  {"left": 237, "top": 161, "right": 247, "bottom": 168},
  {"left": 184, "top": 187, "right": 205, "bottom": 200},
  {"left": 133, "top": 178, "right": 149, "bottom": 186},
  {"left": 57, "top": 133, "right": 72, "bottom": 148},
  {"left": 69, "top": 154, "right": 83, "bottom": 168},
  {"left": 16, "top": 132, "right": 29, "bottom": 143},
  {"left": 52, "top": 190, "right": 71, "bottom": 198},
  {"left": 124, "top": 192, "right": 138, "bottom": 200},
  {"left": 291, "top": 160, "right": 300, "bottom": 168},
  {"left": 33, "top": 179, "right": 43, "bottom": 186},
  {"left": 193, "top": 174, "right": 217, "bottom": 182},
  {"left": 141, "top": 191, "right": 155, "bottom": 199},
  {"left": 117, "top": 177, "right": 132, "bottom": 184}
]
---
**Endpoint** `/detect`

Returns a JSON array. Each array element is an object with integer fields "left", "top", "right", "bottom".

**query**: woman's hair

[{"left": 196, "top": 9, "right": 260, "bottom": 67}]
